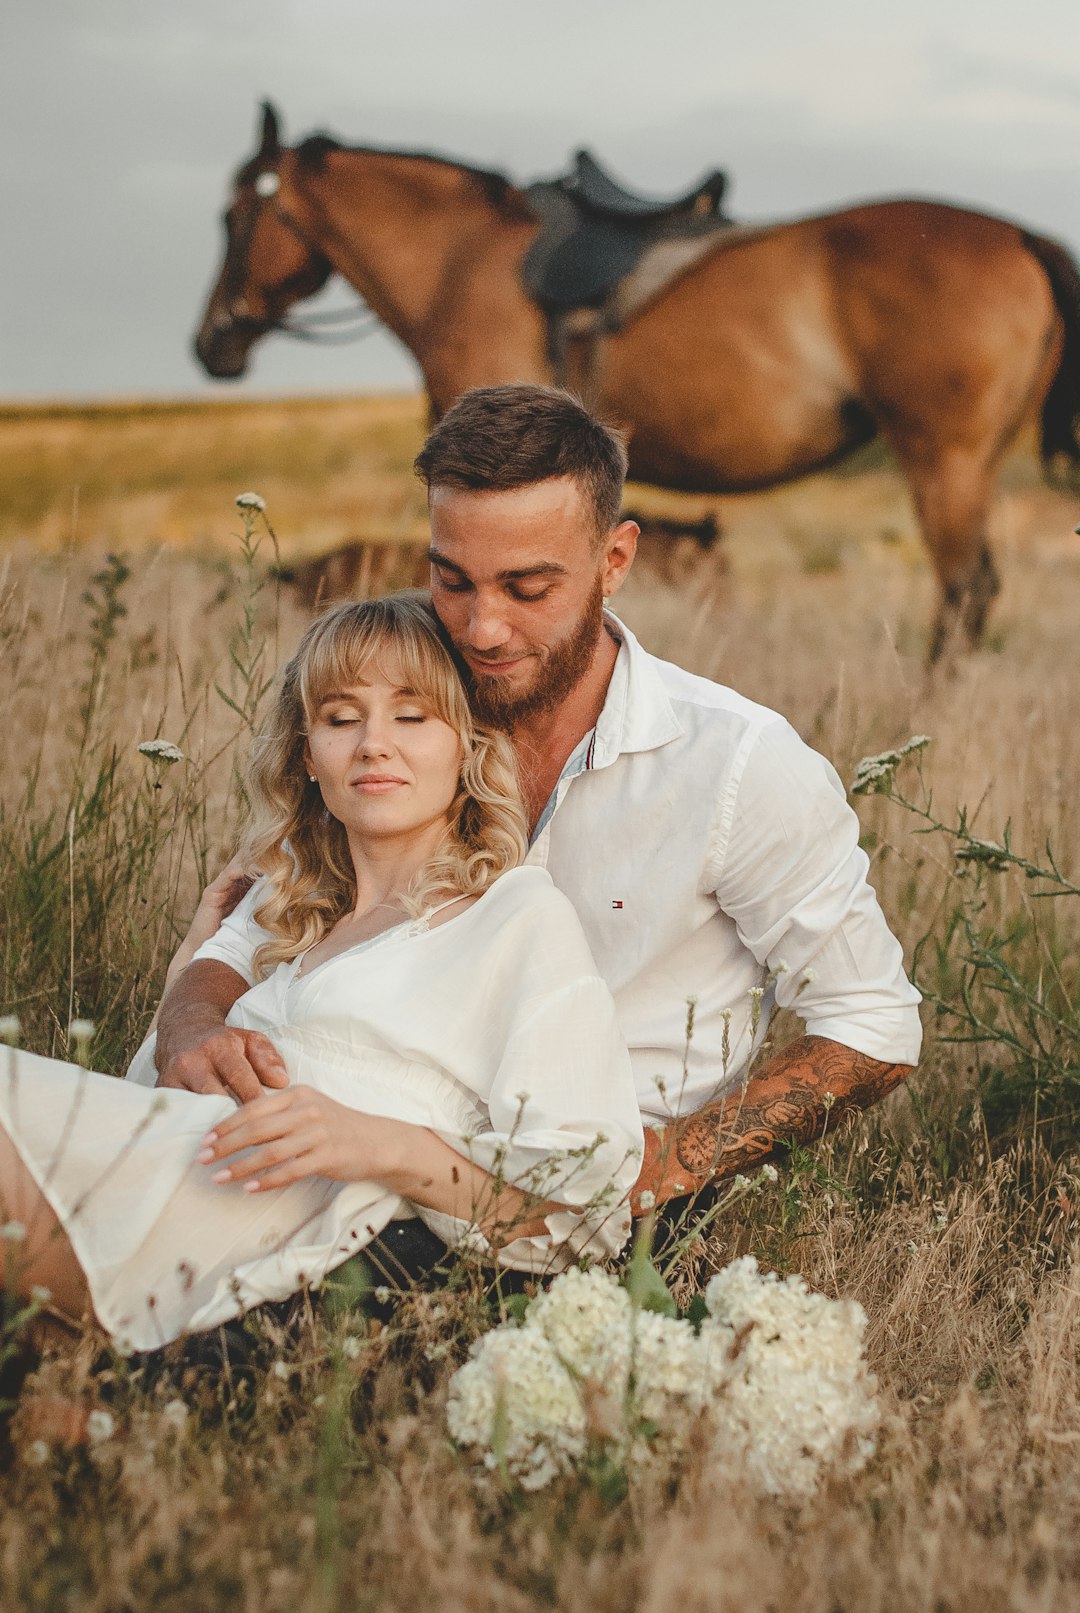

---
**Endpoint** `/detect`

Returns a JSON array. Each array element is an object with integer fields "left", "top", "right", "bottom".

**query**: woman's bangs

[{"left": 299, "top": 607, "right": 463, "bottom": 731}]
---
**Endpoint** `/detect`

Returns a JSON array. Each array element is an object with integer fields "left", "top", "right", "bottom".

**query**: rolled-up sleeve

[{"left": 710, "top": 719, "right": 922, "bottom": 1066}]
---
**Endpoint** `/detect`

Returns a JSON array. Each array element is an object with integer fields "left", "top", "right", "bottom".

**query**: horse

[{"left": 195, "top": 103, "right": 1080, "bottom": 659}]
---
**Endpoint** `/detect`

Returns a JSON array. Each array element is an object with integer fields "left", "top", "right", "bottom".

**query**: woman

[{"left": 0, "top": 596, "right": 642, "bottom": 1355}]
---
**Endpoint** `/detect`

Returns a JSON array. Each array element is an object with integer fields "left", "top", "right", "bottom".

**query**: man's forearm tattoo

[{"left": 636, "top": 1037, "right": 910, "bottom": 1210}]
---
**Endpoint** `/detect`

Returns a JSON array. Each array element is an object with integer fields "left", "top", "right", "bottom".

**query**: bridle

[{"left": 217, "top": 167, "right": 381, "bottom": 346}]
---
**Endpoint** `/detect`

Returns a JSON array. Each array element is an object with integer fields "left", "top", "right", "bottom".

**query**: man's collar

[{"left": 590, "top": 611, "right": 684, "bottom": 768}]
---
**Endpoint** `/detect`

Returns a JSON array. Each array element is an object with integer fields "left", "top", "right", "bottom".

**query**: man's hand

[
  {"left": 154, "top": 959, "right": 289, "bottom": 1104},
  {"left": 186, "top": 855, "right": 256, "bottom": 948},
  {"left": 631, "top": 1036, "right": 911, "bottom": 1214},
  {"left": 160, "top": 856, "right": 256, "bottom": 995}
]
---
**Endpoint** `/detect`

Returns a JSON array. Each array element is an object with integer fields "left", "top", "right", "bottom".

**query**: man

[{"left": 152, "top": 385, "right": 920, "bottom": 1236}]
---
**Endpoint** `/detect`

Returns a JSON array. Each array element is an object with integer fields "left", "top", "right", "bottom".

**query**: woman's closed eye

[{"left": 326, "top": 712, "right": 427, "bottom": 726}]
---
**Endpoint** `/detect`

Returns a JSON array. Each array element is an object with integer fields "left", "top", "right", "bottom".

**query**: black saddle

[{"left": 523, "top": 148, "right": 731, "bottom": 316}]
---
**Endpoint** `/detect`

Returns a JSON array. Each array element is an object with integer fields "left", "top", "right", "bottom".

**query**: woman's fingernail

[
  {"left": 201, "top": 1132, "right": 218, "bottom": 1147},
  {"left": 196, "top": 1148, "right": 214, "bottom": 1164},
  {"left": 211, "top": 1168, "right": 232, "bottom": 1184},
  {"left": 243, "top": 1180, "right": 261, "bottom": 1193}
]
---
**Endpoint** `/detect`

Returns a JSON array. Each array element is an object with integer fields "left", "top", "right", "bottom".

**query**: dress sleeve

[
  {"left": 419, "top": 885, "right": 644, "bottom": 1270},
  {"left": 709, "top": 718, "right": 923, "bottom": 1065},
  {"left": 190, "top": 876, "right": 273, "bottom": 988}
]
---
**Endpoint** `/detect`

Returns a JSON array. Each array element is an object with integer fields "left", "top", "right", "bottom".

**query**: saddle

[{"left": 522, "top": 150, "right": 732, "bottom": 385}]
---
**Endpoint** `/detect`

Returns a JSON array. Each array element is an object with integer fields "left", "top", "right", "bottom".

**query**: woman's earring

[{"left": 308, "top": 774, "right": 317, "bottom": 784}]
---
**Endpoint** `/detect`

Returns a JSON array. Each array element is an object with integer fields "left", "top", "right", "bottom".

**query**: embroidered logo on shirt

[{"left": 611, "top": 900, "right": 624, "bottom": 909}]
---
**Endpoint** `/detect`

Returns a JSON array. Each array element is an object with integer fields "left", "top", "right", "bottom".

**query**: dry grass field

[{"left": 0, "top": 395, "right": 1078, "bottom": 1612}]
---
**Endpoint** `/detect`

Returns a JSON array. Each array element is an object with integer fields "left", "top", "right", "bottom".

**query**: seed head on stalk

[{"left": 67, "top": 1018, "right": 96, "bottom": 1064}]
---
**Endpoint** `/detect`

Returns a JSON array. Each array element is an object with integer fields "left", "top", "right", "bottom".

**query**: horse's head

[{"left": 194, "top": 102, "right": 333, "bottom": 378}]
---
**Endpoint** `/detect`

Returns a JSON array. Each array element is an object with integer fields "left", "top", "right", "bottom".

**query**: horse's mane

[{"left": 292, "top": 132, "right": 525, "bottom": 215}]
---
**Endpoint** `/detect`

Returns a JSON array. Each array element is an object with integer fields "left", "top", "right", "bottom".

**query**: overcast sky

[{"left": 4, "top": 0, "right": 1080, "bottom": 399}]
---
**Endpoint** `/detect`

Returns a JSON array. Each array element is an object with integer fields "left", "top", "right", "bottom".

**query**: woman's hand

[
  {"left": 198, "top": 1085, "right": 561, "bottom": 1245},
  {"left": 197, "top": 1085, "right": 381, "bottom": 1193}
]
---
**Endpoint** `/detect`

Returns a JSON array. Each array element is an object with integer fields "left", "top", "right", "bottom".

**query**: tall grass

[{"left": 0, "top": 448, "right": 1078, "bottom": 1609}]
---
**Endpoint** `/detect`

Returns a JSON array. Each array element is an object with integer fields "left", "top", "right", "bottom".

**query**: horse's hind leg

[{"left": 900, "top": 448, "right": 1000, "bottom": 664}]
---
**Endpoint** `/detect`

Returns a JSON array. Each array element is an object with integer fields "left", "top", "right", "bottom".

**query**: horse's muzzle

[{"left": 193, "top": 321, "right": 249, "bottom": 379}]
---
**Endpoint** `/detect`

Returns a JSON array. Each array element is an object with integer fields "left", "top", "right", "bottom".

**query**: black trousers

[
  {"left": 363, "top": 1218, "right": 535, "bottom": 1299},
  {"left": 363, "top": 1187, "right": 717, "bottom": 1296}
]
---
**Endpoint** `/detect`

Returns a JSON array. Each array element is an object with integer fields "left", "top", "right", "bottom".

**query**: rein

[{"left": 275, "top": 302, "right": 381, "bottom": 345}]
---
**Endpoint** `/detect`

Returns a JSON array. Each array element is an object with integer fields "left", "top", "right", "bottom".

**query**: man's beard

[{"left": 466, "top": 575, "right": 606, "bottom": 729}]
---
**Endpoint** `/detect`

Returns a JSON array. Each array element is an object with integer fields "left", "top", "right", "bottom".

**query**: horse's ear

[{"left": 258, "top": 101, "right": 281, "bottom": 157}]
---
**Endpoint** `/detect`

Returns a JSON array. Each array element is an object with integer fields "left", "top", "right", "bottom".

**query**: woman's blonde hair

[{"left": 241, "top": 592, "right": 528, "bottom": 977}]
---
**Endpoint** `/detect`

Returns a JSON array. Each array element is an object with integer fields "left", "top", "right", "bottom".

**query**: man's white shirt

[
  {"left": 192, "top": 614, "right": 921, "bottom": 1122},
  {"left": 523, "top": 616, "right": 921, "bottom": 1120}
]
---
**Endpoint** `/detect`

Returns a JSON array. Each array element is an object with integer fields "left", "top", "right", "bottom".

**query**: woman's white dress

[{"left": 0, "top": 867, "right": 642, "bottom": 1354}]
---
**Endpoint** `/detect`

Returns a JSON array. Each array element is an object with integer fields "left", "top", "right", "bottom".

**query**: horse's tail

[{"left": 1022, "top": 229, "right": 1080, "bottom": 466}]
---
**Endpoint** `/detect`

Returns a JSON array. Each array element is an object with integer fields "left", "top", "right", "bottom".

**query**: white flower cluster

[
  {"left": 447, "top": 1321, "right": 588, "bottom": 1490},
  {"left": 137, "top": 739, "right": 185, "bottom": 766},
  {"left": 447, "top": 1259, "right": 879, "bottom": 1500},
  {"left": 701, "top": 1256, "right": 880, "bottom": 1499},
  {"left": 850, "top": 734, "right": 930, "bottom": 796}
]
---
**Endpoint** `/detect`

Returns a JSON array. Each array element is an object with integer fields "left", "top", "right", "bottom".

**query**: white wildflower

[
  {"left": 23, "top": 1439, "right": 50, "bottom": 1467},
  {"left": 67, "top": 1020, "right": 96, "bottom": 1064},
  {"left": 30, "top": 1285, "right": 51, "bottom": 1305},
  {"left": 271, "top": 1360, "right": 290, "bottom": 1381},
  {"left": 761, "top": 1163, "right": 779, "bottom": 1183},
  {"left": 373, "top": 1286, "right": 391, "bottom": 1305},
  {"left": 700, "top": 1256, "right": 880, "bottom": 1500},
  {"left": 526, "top": 1266, "right": 633, "bottom": 1392},
  {"left": 0, "top": 1221, "right": 26, "bottom": 1243},
  {"left": 447, "top": 1324, "right": 587, "bottom": 1491},
  {"left": 235, "top": 491, "right": 266, "bottom": 511},
  {"left": 850, "top": 734, "right": 930, "bottom": 796},
  {"left": 340, "top": 1336, "right": 362, "bottom": 1360},
  {"left": 137, "top": 739, "right": 185, "bottom": 766},
  {"left": 625, "top": 1308, "right": 711, "bottom": 1470},
  {"left": 0, "top": 1014, "right": 21, "bottom": 1045},
  {"left": 637, "top": 1189, "right": 656, "bottom": 1213},
  {"left": 161, "top": 1399, "right": 189, "bottom": 1430},
  {"left": 86, "top": 1409, "right": 116, "bottom": 1446}
]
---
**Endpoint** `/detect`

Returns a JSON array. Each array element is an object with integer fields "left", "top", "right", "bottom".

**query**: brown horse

[{"left": 195, "top": 104, "right": 1080, "bottom": 658}]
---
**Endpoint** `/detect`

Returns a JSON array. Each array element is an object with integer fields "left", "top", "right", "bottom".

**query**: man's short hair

[{"left": 414, "top": 384, "right": 629, "bottom": 537}]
